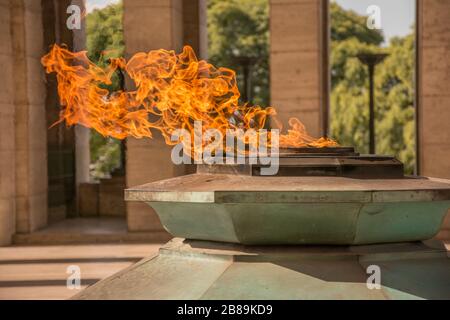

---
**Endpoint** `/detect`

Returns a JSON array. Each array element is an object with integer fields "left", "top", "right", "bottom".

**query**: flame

[
  {"left": 41, "top": 44, "right": 337, "bottom": 151},
  {"left": 278, "top": 118, "right": 338, "bottom": 148}
]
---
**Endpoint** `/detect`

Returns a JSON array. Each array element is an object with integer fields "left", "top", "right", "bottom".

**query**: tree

[
  {"left": 86, "top": 2, "right": 124, "bottom": 62},
  {"left": 330, "top": 2, "right": 384, "bottom": 45},
  {"left": 86, "top": 2, "right": 124, "bottom": 180},
  {"left": 376, "top": 34, "right": 416, "bottom": 173},
  {"left": 207, "top": 0, "right": 269, "bottom": 106},
  {"left": 329, "top": 2, "right": 416, "bottom": 173}
]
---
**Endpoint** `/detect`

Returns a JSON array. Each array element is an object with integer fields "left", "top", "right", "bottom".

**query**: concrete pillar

[
  {"left": 0, "top": 0, "right": 16, "bottom": 245},
  {"left": 417, "top": 0, "right": 450, "bottom": 179},
  {"left": 12, "top": 0, "right": 48, "bottom": 233},
  {"left": 270, "top": 0, "right": 328, "bottom": 137},
  {"left": 72, "top": 0, "right": 91, "bottom": 208},
  {"left": 418, "top": 0, "right": 450, "bottom": 241},
  {"left": 183, "top": 0, "right": 207, "bottom": 59},
  {"left": 123, "top": 0, "right": 185, "bottom": 232},
  {"left": 43, "top": 0, "right": 89, "bottom": 221}
]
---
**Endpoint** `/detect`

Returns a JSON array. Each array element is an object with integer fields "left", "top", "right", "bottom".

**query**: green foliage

[
  {"left": 207, "top": 0, "right": 269, "bottom": 106},
  {"left": 86, "top": 1, "right": 125, "bottom": 92},
  {"left": 86, "top": 2, "right": 124, "bottom": 61},
  {"left": 330, "top": 38, "right": 381, "bottom": 149},
  {"left": 376, "top": 34, "right": 416, "bottom": 173},
  {"left": 330, "top": 2, "right": 384, "bottom": 45},
  {"left": 89, "top": 131, "right": 121, "bottom": 179},
  {"left": 86, "top": 2, "right": 124, "bottom": 180},
  {"left": 330, "top": 3, "right": 416, "bottom": 174}
]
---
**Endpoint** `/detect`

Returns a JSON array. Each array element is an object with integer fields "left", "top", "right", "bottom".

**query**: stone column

[
  {"left": 417, "top": 0, "right": 450, "bottom": 179},
  {"left": 72, "top": 0, "right": 91, "bottom": 210},
  {"left": 123, "top": 0, "right": 184, "bottom": 232},
  {"left": 270, "top": 0, "right": 329, "bottom": 137},
  {"left": 43, "top": 0, "right": 78, "bottom": 221},
  {"left": 72, "top": 0, "right": 90, "bottom": 184},
  {"left": 183, "top": 0, "right": 207, "bottom": 59},
  {"left": 418, "top": 0, "right": 450, "bottom": 241},
  {"left": 12, "top": 0, "right": 48, "bottom": 234},
  {"left": 0, "top": 0, "right": 16, "bottom": 245}
]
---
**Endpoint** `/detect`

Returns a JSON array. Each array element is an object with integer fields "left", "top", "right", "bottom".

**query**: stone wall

[
  {"left": 0, "top": 0, "right": 16, "bottom": 245},
  {"left": 123, "top": 0, "right": 184, "bottom": 232},
  {"left": 270, "top": 0, "right": 328, "bottom": 137},
  {"left": 418, "top": 0, "right": 450, "bottom": 240},
  {"left": 12, "top": 0, "right": 48, "bottom": 234},
  {"left": 183, "top": 0, "right": 207, "bottom": 59},
  {"left": 0, "top": 0, "right": 48, "bottom": 244},
  {"left": 43, "top": 0, "right": 79, "bottom": 222},
  {"left": 123, "top": 0, "right": 206, "bottom": 232},
  {"left": 418, "top": 0, "right": 450, "bottom": 179},
  {"left": 72, "top": 0, "right": 91, "bottom": 212}
]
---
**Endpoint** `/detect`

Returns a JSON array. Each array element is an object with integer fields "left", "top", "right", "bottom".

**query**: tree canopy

[
  {"left": 207, "top": 0, "right": 269, "bottom": 106},
  {"left": 330, "top": 2, "right": 384, "bottom": 45},
  {"left": 86, "top": 2, "right": 124, "bottom": 62},
  {"left": 86, "top": 2, "right": 124, "bottom": 179},
  {"left": 329, "top": 2, "right": 416, "bottom": 173}
]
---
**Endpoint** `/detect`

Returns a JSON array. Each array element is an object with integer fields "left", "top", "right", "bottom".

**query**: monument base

[{"left": 74, "top": 238, "right": 450, "bottom": 300}]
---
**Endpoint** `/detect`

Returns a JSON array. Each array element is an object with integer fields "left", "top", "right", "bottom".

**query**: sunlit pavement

[{"left": 0, "top": 244, "right": 161, "bottom": 300}]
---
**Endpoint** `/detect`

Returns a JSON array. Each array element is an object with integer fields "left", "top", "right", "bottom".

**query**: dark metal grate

[
  {"left": 278, "top": 146, "right": 359, "bottom": 157},
  {"left": 197, "top": 146, "right": 405, "bottom": 179}
]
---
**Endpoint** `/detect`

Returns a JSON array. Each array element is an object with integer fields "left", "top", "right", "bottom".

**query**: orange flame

[{"left": 41, "top": 44, "right": 337, "bottom": 150}]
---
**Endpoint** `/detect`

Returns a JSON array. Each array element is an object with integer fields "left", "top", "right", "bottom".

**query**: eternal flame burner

[
  {"left": 76, "top": 149, "right": 450, "bottom": 300},
  {"left": 125, "top": 149, "right": 450, "bottom": 245}
]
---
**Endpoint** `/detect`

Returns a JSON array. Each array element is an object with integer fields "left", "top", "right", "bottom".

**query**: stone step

[
  {"left": 0, "top": 244, "right": 161, "bottom": 299},
  {"left": 13, "top": 231, "right": 171, "bottom": 245},
  {"left": 12, "top": 218, "right": 171, "bottom": 245}
]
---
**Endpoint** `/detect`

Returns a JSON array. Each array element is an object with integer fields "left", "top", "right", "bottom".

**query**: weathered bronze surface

[
  {"left": 74, "top": 238, "right": 450, "bottom": 300},
  {"left": 197, "top": 147, "right": 404, "bottom": 178},
  {"left": 125, "top": 175, "right": 450, "bottom": 245},
  {"left": 279, "top": 146, "right": 359, "bottom": 156}
]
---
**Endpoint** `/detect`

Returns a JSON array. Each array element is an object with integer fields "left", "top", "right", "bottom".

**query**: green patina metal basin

[
  {"left": 125, "top": 174, "right": 450, "bottom": 245},
  {"left": 75, "top": 238, "right": 450, "bottom": 300}
]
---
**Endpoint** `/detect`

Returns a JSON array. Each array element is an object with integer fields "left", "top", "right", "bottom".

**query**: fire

[
  {"left": 278, "top": 118, "right": 338, "bottom": 148},
  {"left": 41, "top": 44, "right": 337, "bottom": 152}
]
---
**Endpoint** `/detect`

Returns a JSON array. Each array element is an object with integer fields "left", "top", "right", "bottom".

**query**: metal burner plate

[
  {"left": 279, "top": 146, "right": 359, "bottom": 157},
  {"left": 197, "top": 154, "right": 404, "bottom": 179}
]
